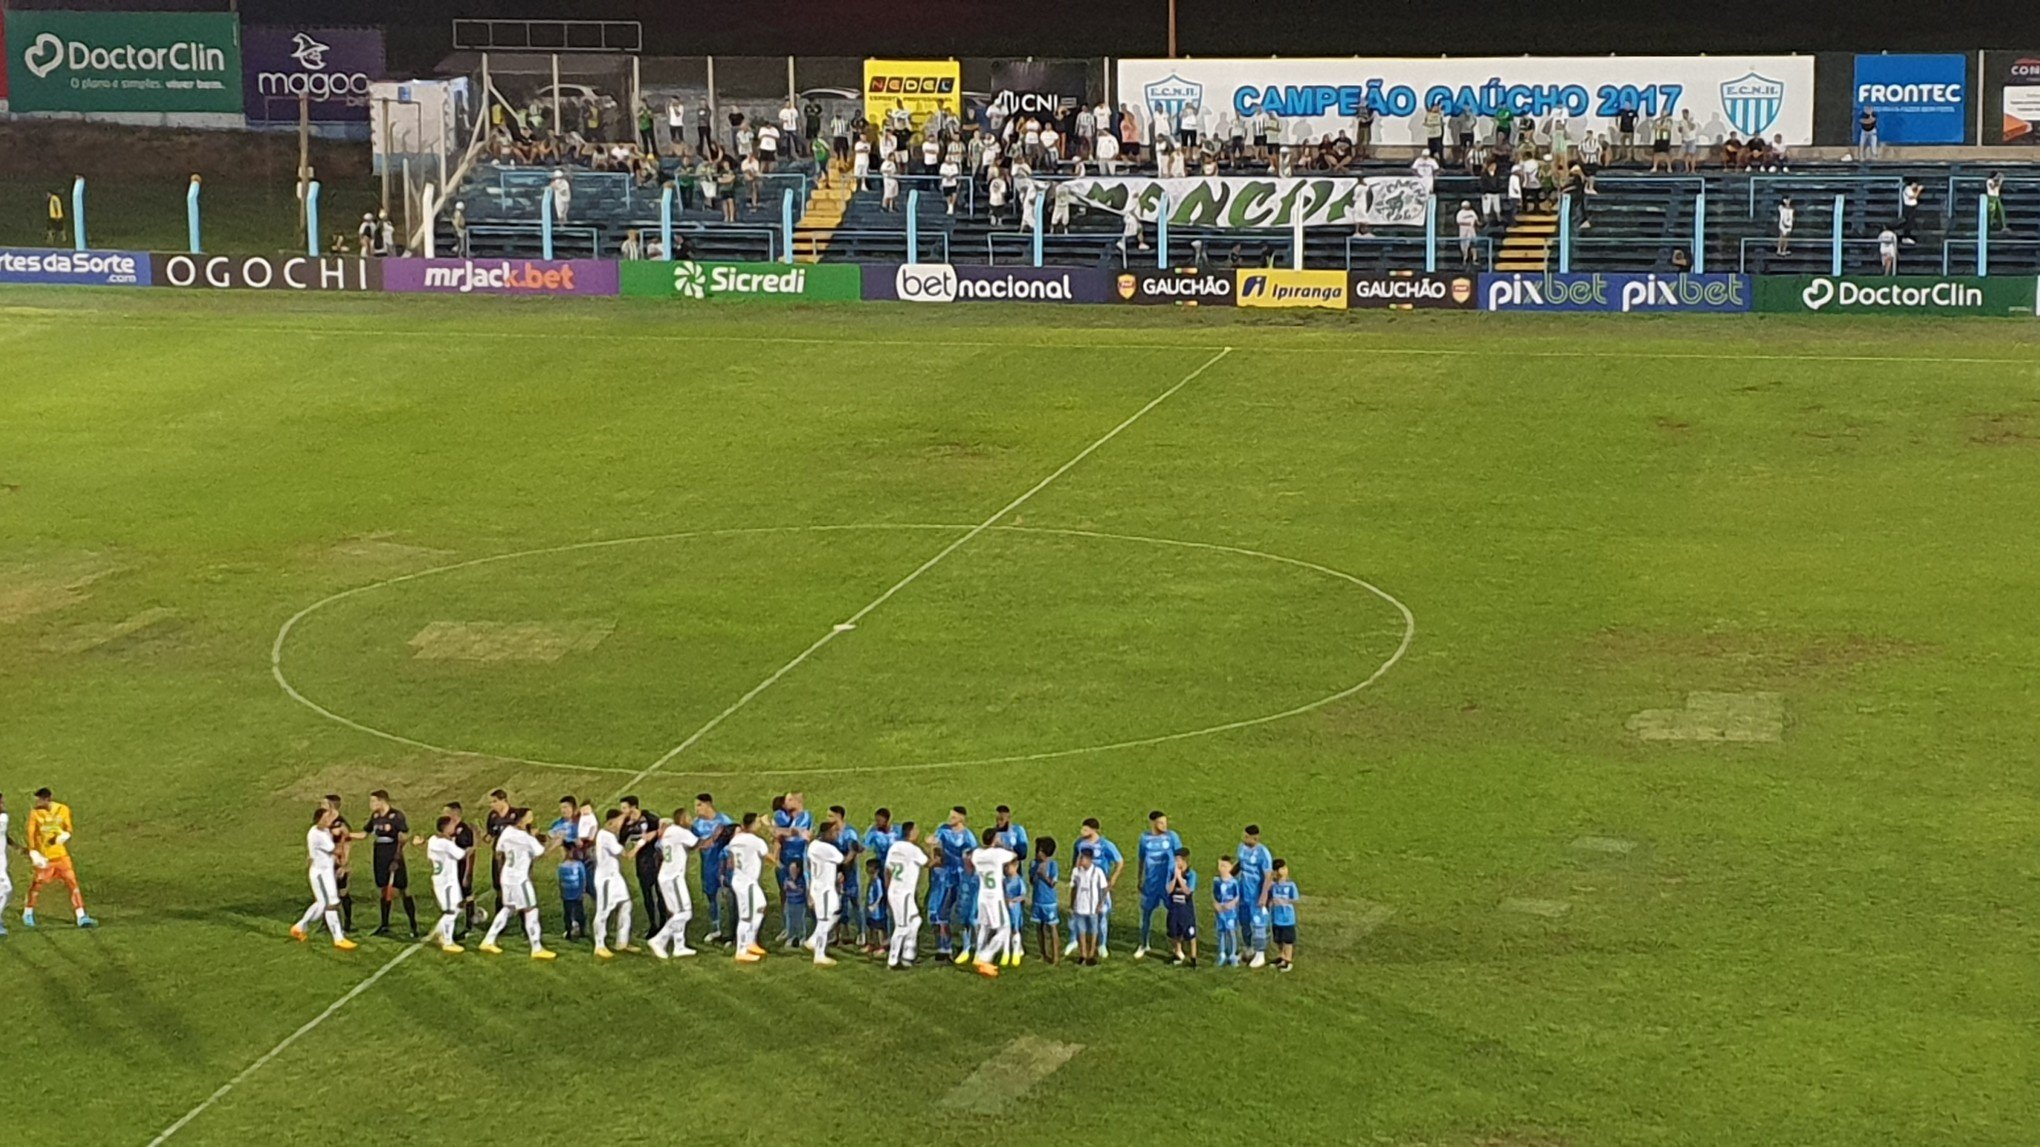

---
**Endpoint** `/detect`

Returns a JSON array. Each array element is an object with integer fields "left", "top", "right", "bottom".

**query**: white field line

[
  {"left": 61, "top": 316, "right": 2040, "bottom": 368},
  {"left": 144, "top": 945, "right": 421, "bottom": 1146},
  {"left": 155, "top": 346, "right": 1229, "bottom": 1145},
  {"left": 272, "top": 522, "right": 1412, "bottom": 779},
  {"left": 611, "top": 345, "right": 1234, "bottom": 795}
]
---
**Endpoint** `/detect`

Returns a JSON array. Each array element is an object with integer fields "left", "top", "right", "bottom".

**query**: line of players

[{"left": 293, "top": 789, "right": 1302, "bottom": 973}]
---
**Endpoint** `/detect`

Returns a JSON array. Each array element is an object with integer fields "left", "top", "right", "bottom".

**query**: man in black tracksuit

[{"left": 620, "top": 797, "right": 664, "bottom": 935}]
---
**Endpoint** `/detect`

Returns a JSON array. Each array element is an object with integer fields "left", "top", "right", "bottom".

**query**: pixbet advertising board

[
  {"left": 1480, "top": 272, "right": 1752, "bottom": 313},
  {"left": 5, "top": 10, "right": 242, "bottom": 114},
  {"left": 1852, "top": 54, "right": 1968, "bottom": 144},
  {"left": 1118, "top": 56, "right": 1816, "bottom": 146},
  {"left": 243, "top": 26, "right": 383, "bottom": 122}
]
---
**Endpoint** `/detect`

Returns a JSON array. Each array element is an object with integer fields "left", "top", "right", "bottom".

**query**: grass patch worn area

[{"left": 2, "top": 291, "right": 2038, "bottom": 1146}]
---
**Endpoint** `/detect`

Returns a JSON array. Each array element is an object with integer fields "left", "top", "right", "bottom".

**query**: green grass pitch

[{"left": 2, "top": 290, "right": 2036, "bottom": 1145}]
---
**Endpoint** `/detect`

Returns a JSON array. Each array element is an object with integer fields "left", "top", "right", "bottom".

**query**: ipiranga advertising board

[{"left": 1117, "top": 56, "right": 1816, "bottom": 146}]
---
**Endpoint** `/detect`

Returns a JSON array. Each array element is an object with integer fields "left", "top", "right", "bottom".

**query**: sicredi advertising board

[
  {"left": 5, "top": 10, "right": 243, "bottom": 114},
  {"left": 1852, "top": 54, "right": 1967, "bottom": 144},
  {"left": 1117, "top": 57, "right": 1816, "bottom": 146}
]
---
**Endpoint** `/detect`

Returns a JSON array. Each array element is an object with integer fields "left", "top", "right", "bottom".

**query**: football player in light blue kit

[
  {"left": 1001, "top": 861, "right": 1027, "bottom": 967},
  {"left": 1066, "top": 818, "right": 1125, "bottom": 958},
  {"left": 862, "top": 808, "right": 899, "bottom": 954},
  {"left": 1211, "top": 854, "right": 1243, "bottom": 966},
  {"left": 1029, "top": 836, "right": 1060, "bottom": 964},
  {"left": 691, "top": 794, "right": 734, "bottom": 942},
  {"left": 1133, "top": 810, "right": 1183, "bottom": 959},
  {"left": 772, "top": 793, "right": 813, "bottom": 942},
  {"left": 825, "top": 805, "right": 862, "bottom": 944},
  {"left": 932, "top": 806, "right": 974, "bottom": 960},
  {"left": 992, "top": 805, "right": 1029, "bottom": 860},
  {"left": 1235, "top": 824, "right": 1274, "bottom": 968}
]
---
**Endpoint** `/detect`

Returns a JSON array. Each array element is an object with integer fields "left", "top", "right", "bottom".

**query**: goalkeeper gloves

[
  {"left": 55, "top": 831, "right": 70, "bottom": 846},
  {"left": 28, "top": 850, "right": 48, "bottom": 869}
]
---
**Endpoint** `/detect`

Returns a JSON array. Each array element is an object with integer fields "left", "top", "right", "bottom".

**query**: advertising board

[
  {"left": 383, "top": 258, "right": 616, "bottom": 296},
  {"left": 1117, "top": 56, "right": 1816, "bottom": 146},
  {"left": 5, "top": 10, "right": 242, "bottom": 114},
  {"left": 1235, "top": 268, "right": 1348, "bottom": 309},
  {"left": 1852, "top": 54, "right": 1967, "bottom": 144},
  {"left": 0, "top": 247, "right": 151, "bottom": 286},
  {"left": 243, "top": 26, "right": 382, "bottom": 122},
  {"left": 151, "top": 253, "right": 376, "bottom": 291},
  {"left": 1480, "top": 272, "right": 1752, "bottom": 313},
  {"left": 863, "top": 58, "right": 960, "bottom": 133},
  {"left": 862, "top": 263, "right": 1112, "bottom": 303},
  {"left": 618, "top": 261, "right": 861, "bottom": 301},
  {"left": 1752, "top": 275, "right": 2036, "bottom": 316}
]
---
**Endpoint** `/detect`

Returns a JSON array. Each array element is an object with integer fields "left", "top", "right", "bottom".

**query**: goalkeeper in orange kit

[{"left": 25, "top": 788, "right": 96, "bottom": 928}]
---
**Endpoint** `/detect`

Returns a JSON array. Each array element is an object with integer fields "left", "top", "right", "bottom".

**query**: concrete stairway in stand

[{"left": 1496, "top": 209, "right": 1556, "bottom": 272}]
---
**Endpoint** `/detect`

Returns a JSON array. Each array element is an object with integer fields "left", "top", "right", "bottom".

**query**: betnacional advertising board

[
  {"left": 5, "top": 10, "right": 243, "bottom": 114},
  {"left": 1117, "top": 56, "right": 1817, "bottom": 146},
  {"left": 862, "top": 263, "right": 1113, "bottom": 303}
]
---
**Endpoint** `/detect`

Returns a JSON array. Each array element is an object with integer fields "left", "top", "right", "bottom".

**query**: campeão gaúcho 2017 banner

[{"left": 1117, "top": 56, "right": 1817, "bottom": 146}]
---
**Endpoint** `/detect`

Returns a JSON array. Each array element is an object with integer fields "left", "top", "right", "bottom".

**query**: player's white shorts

[
  {"left": 813, "top": 886, "right": 840, "bottom": 923},
  {"left": 308, "top": 866, "right": 339, "bottom": 908},
  {"left": 888, "top": 889, "right": 920, "bottom": 928},
  {"left": 657, "top": 871, "right": 692, "bottom": 917},
  {"left": 594, "top": 876, "right": 629, "bottom": 907},
  {"left": 977, "top": 895, "right": 1006, "bottom": 927},
  {"left": 732, "top": 877, "right": 766, "bottom": 916},
  {"left": 433, "top": 880, "right": 463, "bottom": 914},
  {"left": 504, "top": 878, "right": 537, "bottom": 911}
]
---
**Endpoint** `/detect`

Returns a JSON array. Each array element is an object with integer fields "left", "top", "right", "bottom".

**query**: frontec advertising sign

[
  {"left": 1852, "top": 54, "right": 1968, "bottom": 144},
  {"left": 1753, "top": 275, "right": 2036, "bottom": 316},
  {"left": 1116, "top": 57, "right": 1817, "bottom": 146},
  {"left": 384, "top": 258, "right": 617, "bottom": 296},
  {"left": 5, "top": 10, "right": 243, "bottom": 114},
  {"left": 151, "top": 253, "right": 376, "bottom": 291},
  {"left": 1114, "top": 267, "right": 1236, "bottom": 305},
  {"left": 243, "top": 26, "right": 382, "bottom": 122},
  {"left": 1480, "top": 272, "right": 1751, "bottom": 313},
  {"left": 0, "top": 247, "right": 151, "bottom": 286},
  {"left": 1235, "top": 268, "right": 1348, "bottom": 309},
  {"left": 618, "top": 261, "right": 861, "bottom": 301},
  {"left": 863, "top": 263, "right": 1112, "bottom": 304}
]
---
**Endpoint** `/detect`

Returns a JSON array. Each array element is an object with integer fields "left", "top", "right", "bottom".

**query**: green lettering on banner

[
  {"left": 618, "top": 261, "right": 861, "bottom": 301},
  {"left": 5, "top": 10, "right": 244, "bottom": 114},
  {"left": 1753, "top": 275, "right": 2038, "bottom": 316}
]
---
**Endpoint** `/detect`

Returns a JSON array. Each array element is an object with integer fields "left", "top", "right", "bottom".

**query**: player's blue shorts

[
  {"left": 929, "top": 868, "right": 959, "bottom": 920},
  {"left": 1141, "top": 887, "right": 1168, "bottom": 914},
  {"left": 1031, "top": 902, "right": 1060, "bottom": 925},
  {"left": 1216, "top": 912, "right": 1240, "bottom": 934},
  {"left": 1008, "top": 905, "right": 1025, "bottom": 932},
  {"left": 1070, "top": 913, "right": 1099, "bottom": 937}
]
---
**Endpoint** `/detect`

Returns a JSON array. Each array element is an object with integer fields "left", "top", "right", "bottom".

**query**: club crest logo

[{"left": 1721, "top": 72, "right": 1785, "bottom": 138}]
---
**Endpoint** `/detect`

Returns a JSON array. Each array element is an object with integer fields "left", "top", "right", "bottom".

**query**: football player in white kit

[
  {"left": 420, "top": 815, "right": 469, "bottom": 953},
  {"left": 968, "top": 828, "right": 1018, "bottom": 979},
  {"left": 590, "top": 809, "right": 635, "bottom": 959},
  {"left": 291, "top": 806, "right": 357, "bottom": 950},
  {"left": 803, "top": 834, "right": 845, "bottom": 966},
  {"left": 640, "top": 807, "right": 700, "bottom": 959},
  {"left": 0, "top": 792, "right": 12, "bottom": 936},
  {"left": 480, "top": 808, "right": 556, "bottom": 959},
  {"left": 724, "top": 812, "right": 773, "bottom": 963},
  {"left": 884, "top": 822, "right": 930, "bottom": 969}
]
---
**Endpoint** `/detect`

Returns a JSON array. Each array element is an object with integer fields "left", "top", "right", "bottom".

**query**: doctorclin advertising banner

[
  {"left": 1752, "top": 275, "right": 2036, "bottom": 316},
  {"left": 5, "top": 10, "right": 242, "bottom": 114}
]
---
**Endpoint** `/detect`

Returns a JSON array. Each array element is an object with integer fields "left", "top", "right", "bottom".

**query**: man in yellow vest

[{"left": 46, "top": 190, "right": 65, "bottom": 245}]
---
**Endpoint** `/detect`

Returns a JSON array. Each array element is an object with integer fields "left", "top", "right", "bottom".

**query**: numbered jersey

[
  {"left": 970, "top": 847, "right": 1016, "bottom": 898},
  {"left": 427, "top": 836, "right": 466, "bottom": 891},
  {"left": 656, "top": 823, "right": 698, "bottom": 877},
  {"left": 885, "top": 840, "right": 928, "bottom": 899}
]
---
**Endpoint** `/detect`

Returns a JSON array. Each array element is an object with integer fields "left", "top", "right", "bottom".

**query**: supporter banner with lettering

[
  {"left": 863, "top": 58, "right": 960, "bottom": 132},
  {"left": 1986, "top": 52, "right": 2040, "bottom": 144},
  {"left": 1060, "top": 176, "right": 1427, "bottom": 229},
  {"left": 1118, "top": 56, "right": 1816, "bottom": 146},
  {"left": 618, "top": 260, "right": 861, "bottom": 301},
  {"left": 1752, "top": 275, "right": 2036, "bottom": 316},
  {"left": 243, "top": 26, "right": 382, "bottom": 122},
  {"left": 0, "top": 247, "right": 151, "bottom": 286},
  {"left": 5, "top": 10, "right": 243, "bottom": 114},
  {"left": 384, "top": 258, "right": 616, "bottom": 296},
  {"left": 1852, "top": 54, "right": 1967, "bottom": 144}
]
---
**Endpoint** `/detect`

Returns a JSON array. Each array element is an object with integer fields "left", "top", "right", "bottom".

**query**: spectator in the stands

[
  {"left": 1721, "top": 132, "right": 1744, "bottom": 171},
  {"left": 1549, "top": 115, "right": 1571, "bottom": 174},
  {"left": 1670, "top": 246, "right": 1692, "bottom": 273},
  {"left": 1615, "top": 102, "right": 1639, "bottom": 163},
  {"left": 1452, "top": 108, "right": 1476, "bottom": 167},
  {"left": 716, "top": 160, "right": 737, "bottom": 221},
  {"left": 696, "top": 98, "right": 712, "bottom": 153},
  {"left": 1119, "top": 204, "right": 1149, "bottom": 252},
  {"left": 741, "top": 151, "right": 763, "bottom": 210},
  {"left": 1095, "top": 124, "right": 1120, "bottom": 175},
  {"left": 758, "top": 122, "right": 780, "bottom": 172},
  {"left": 1899, "top": 180, "right": 1923, "bottom": 243},
  {"left": 1177, "top": 102, "right": 1200, "bottom": 150},
  {"left": 1649, "top": 112, "right": 1673, "bottom": 172},
  {"left": 356, "top": 212, "right": 376, "bottom": 255},
  {"left": 1041, "top": 121, "right": 1062, "bottom": 170},
  {"left": 451, "top": 201, "right": 468, "bottom": 257},
  {"left": 1251, "top": 106, "right": 1273, "bottom": 164},
  {"left": 1050, "top": 179, "right": 1074, "bottom": 234},
  {"left": 1878, "top": 223, "right": 1899, "bottom": 272},
  {"left": 1455, "top": 200, "right": 1481, "bottom": 266},
  {"left": 620, "top": 228, "right": 645, "bottom": 260},
  {"left": 638, "top": 103, "right": 656, "bottom": 152},
  {"left": 737, "top": 117, "right": 755, "bottom": 160},
  {"left": 920, "top": 131, "right": 941, "bottom": 175},
  {"left": 1986, "top": 171, "right": 2007, "bottom": 231},
  {"left": 549, "top": 169, "right": 572, "bottom": 224},
  {"left": 803, "top": 98, "right": 822, "bottom": 144},
  {"left": 829, "top": 112, "right": 849, "bottom": 164},
  {"left": 1856, "top": 106, "right": 1880, "bottom": 162},
  {"left": 1353, "top": 102, "right": 1375, "bottom": 160},
  {"left": 698, "top": 156, "right": 719, "bottom": 214},
  {"left": 378, "top": 209, "right": 396, "bottom": 256},
  {"left": 1423, "top": 103, "right": 1446, "bottom": 159},
  {"left": 1412, "top": 149, "right": 1439, "bottom": 198},
  {"left": 879, "top": 154, "right": 900, "bottom": 212},
  {"left": 987, "top": 165, "right": 1009, "bottom": 225},
  {"left": 664, "top": 99, "right": 685, "bottom": 155},
  {"left": 1478, "top": 160, "right": 1504, "bottom": 223},
  {"left": 940, "top": 153, "right": 961, "bottom": 215},
  {"left": 813, "top": 135, "right": 833, "bottom": 188},
  {"left": 1764, "top": 134, "right": 1790, "bottom": 172},
  {"left": 1329, "top": 133, "right": 1355, "bottom": 172},
  {"left": 1775, "top": 196, "right": 1795, "bottom": 255},
  {"left": 1505, "top": 161, "right": 1523, "bottom": 220},
  {"left": 1119, "top": 105, "right": 1142, "bottom": 166},
  {"left": 1678, "top": 109, "right": 1701, "bottom": 172},
  {"left": 1578, "top": 129, "right": 1604, "bottom": 177}
]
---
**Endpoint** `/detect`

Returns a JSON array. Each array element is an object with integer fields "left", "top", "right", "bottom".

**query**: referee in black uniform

[
  {"left": 444, "top": 801, "right": 479, "bottom": 939},
  {"left": 323, "top": 794, "right": 361, "bottom": 932},
  {"left": 620, "top": 796, "right": 664, "bottom": 935},
  {"left": 366, "top": 790, "right": 418, "bottom": 937},
  {"left": 484, "top": 789, "right": 515, "bottom": 914}
]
